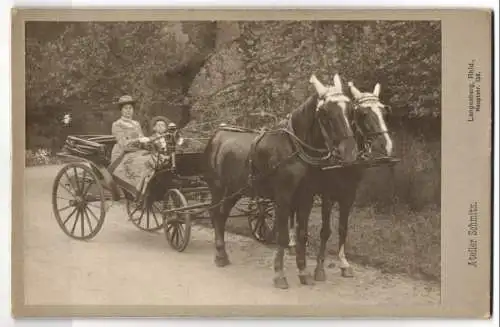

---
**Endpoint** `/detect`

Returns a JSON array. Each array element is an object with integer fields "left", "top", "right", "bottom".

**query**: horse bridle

[
  {"left": 315, "top": 92, "right": 358, "bottom": 160},
  {"left": 350, "top": 98, "right": 391, "bottom": 159},
  {"left": 286, "top": 92, "right": 356, "bottom": 163}
]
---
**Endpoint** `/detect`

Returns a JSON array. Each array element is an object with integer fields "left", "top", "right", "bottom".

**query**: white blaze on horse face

[
  {"left": 370, "top": 104, "right": 393, "bottom": 156},
  {"left": 339, "top": 101, "right": 350, "bottom": 128},
  {"left": 339, "top": 244, "right": 350, "bottom": 268},
  {"left": 324, "top": 92, "right": 350, "bottom": 129}
]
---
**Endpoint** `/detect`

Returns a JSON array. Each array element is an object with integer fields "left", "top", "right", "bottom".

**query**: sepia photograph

[{"left": 10, "top": 9, "right": 492, "bottom": 318}]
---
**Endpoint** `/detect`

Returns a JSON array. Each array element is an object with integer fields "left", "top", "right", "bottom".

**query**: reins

[
  {"left": 194, "top": 96, "right": 362, "bottom": 214},
  {"left": 199, "top": 148, "right": 300, "bottom": 214},
  {"left": 202, "top": 111, "right": 341, "bottom": 213}
]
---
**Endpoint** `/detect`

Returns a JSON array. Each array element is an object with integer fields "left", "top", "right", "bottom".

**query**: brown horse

[
  {"left": 288, "top": 81, "right": 395, "bottom": 281},
  {"left": 203, "top": 74, "right": 358, "bottom": 289}
]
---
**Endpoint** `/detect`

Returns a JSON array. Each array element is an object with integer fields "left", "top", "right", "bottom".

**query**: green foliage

[
  {"left": 190, "top": 20, "right": 440, "bottom": 129},
  {"left": 26, "top": 21, "right": 217, "bottom": 148}
]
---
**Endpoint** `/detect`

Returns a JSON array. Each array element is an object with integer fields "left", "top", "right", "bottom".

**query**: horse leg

[
  {"left": 338, "top": 199, "right": 355, "bottom": 277},
  {"left": 314, "top": 195, "right": 333, "bottom": 281},
  {"left": 295, "top": 194, "right": 315, "bottom": 286},
  {"left": 273, "top": 198, "right": 291, "bottom": 289},
  {"left": 213, "top": 191, "right": 240, "bottom": 267},
  {"left": 288, "top": 210, "right": 296, "bottom": 255}
]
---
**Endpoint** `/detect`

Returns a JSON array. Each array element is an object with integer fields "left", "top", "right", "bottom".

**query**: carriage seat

[{"left": 60, "top": 135, "right": 117, "bottom": 167}]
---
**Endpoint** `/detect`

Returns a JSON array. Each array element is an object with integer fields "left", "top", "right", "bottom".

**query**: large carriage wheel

[
  {"left": 52, "top": 163, "right": 106, "bottom": 240},
  {"left": 247, "top": 199, "right": 276, "bottom": 244},
  {"left": 163, "top": 189, "right": 192, "bottom": 252},
  {"left": 125, "top": 194, "right": 164, "bottom": 232}
]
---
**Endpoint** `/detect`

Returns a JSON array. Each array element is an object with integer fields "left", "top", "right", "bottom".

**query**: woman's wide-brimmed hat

[
  {"left": 116, "top": 95, "right": 137, "bottom": 107},
  {"left": 150, "top": 115, "right": 171, "bottom": 129}
]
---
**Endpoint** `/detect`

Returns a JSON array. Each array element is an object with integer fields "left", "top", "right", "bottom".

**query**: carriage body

[
  {"left": 51, "top": 126, "right": 399, "bottom": 253},
  {"left": 51, "top": 131, "right": 277, "bottom": 251}
]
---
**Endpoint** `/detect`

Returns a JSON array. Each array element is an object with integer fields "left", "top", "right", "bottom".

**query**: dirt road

[{"left": 23, "top": 165, "right": 440, "bottom": 306}]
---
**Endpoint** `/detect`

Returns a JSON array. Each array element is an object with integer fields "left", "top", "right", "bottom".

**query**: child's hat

[{"left": 150, "top": 116, "right": 170, "bottom": 129}]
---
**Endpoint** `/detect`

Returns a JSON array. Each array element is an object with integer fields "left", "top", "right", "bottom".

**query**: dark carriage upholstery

[
  {"left": 60, "top": 135, "right": 117, "bottom": 167},
  {"left": 60, "top": 135, "right": 207, "bottom": 180}
]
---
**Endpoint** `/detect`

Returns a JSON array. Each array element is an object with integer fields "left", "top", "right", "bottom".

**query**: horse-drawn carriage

[
  {"left": 52, "top": 74, "right": 403, "bottom": 290},
  {"left": 51, "top": 130, "right": 276, "bottom": 252}
]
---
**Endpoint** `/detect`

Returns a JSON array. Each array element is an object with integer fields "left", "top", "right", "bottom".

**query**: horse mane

[{"left": 289, "top": 93, "right": 322, "bottom": 147}]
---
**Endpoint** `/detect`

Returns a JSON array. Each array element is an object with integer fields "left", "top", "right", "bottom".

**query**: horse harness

[{"left": 351, "top": 95, "right": 391, "bottom": 159}]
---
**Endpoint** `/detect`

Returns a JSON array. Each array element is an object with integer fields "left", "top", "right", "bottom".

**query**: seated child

[
  {"left": 135, "top": 116, "right": 178, "bottom": 202},
  {"left": 149, "top": 116, "right": 173, "bottom": 170},
  {"left": 149, "top": 118, "right": 181, "bottom": 171}
]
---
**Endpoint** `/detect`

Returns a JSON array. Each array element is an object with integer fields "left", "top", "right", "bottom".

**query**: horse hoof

[
  {"left": 273, "top": 276, "right": 289, "bottom": 289},
  {"left": 298, "top": 273, "right": 315, "bottom": 286},
  {"left": 215, "top": 256, "right": 230, "bottom": 267},
  {"left": 288, "top": 246, "right": 296, "bottom": 256},
  {"left": 314, "top": 268, "right": 326, "bottom": 282},
  {"left": 341, "top": 267, "right": 354, "bottom": 278}
]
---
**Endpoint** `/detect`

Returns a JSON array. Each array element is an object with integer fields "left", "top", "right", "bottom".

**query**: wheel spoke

[
  {"left": 80, "top": 169, "right": 88, "bottom": 192},
  {"left": 62, "top": 171, "right": 77, "bottom": 196},
  {"left": 71, "top": 209, "right": 80, "bottom": 234},
  {"left": 57, "top": 204, "right": 74, "bottom": 212},
  {"left": 62, "top": 207, "right": 78, "bottom": 225},
  {"left": 86, "top": 205, "right": 100, "bottom": 223},
  {"left": 80, "top": 207, "right": 85, "bottom": 237},
  {"left": 170, "top": 224, "right": 177, "bottom": 242},
  {"left": 58, "top": 181, "right": 76, "bottom": 198},
  {"left": 57, "top": 196, "right": 74, "bottom": 202},
  {"left": 173, "top": 225, "right": 179, "bottom": 246},
  {"left": 166, "top": 223, "right": 173, "bottom": 236},
  {"left": 150, "top": 204, "right": 161, "bottom": 228},
  {"left": 83, "top": 207, "right": 94, "bottom": 233},
  {"left": 131, "top": 207, "right": 145, "bottom": 225},
  {"left": 73, "top": 167, "right": 81, "bottom": 193},
  {"left": 81, "top": 176, "right": 94, "bottom": 197},
  {"left": 129, "top": 203, "right": 140, "bottom": 217},
  {"left": 177, "top": 222, "right": 185, "bottom": 243}
]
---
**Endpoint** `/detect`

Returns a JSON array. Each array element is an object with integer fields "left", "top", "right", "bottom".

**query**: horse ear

[
  {"left": 310, "top": 74, "right": 327, "bottom": 96},
  {"left": 348, "top": 81, "right": 362, "bottom": 99},
  {"left": 373, "top": 83, "right": 381, "bottom": 96},
  {"left": 333, "top": 74, "right": 342, "bottom": 89}
]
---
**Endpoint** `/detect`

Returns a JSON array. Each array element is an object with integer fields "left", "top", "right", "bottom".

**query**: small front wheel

[
  {"left": 126, "top": 194, "right": 164, "bottom": 232},
  {"left": 163, "top": 189, "right": 191, "bottom": 252}
]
